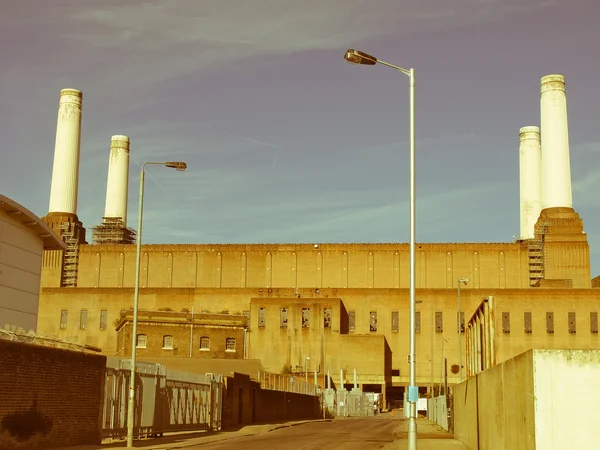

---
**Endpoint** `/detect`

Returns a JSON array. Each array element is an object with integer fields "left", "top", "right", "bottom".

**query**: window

[
  {"left": 349, "top": 310, "right": 356, "bottom": 332},
  {"left": 415, "top": 311, "right": 421, "bottom": 333},
  {"left": 302, "top": 308, "right": 310, "bottom": 328},
  {"left": 136, "top": 334, "right": 147, "bottom": 348},
  {"left": 324, "top": 308, "right": 332, "bottom": 329},
  {"left": 163, "top": 335, "right": 174, "bottom": 349},
  {"left": 258, "top": 308, "right": 266, "bottom": 328},
  {"left": 226, "top": 338, "right": 236, "bottom": 351},
  {"left": 280, "top": 308, "right": 288, "bottom": 328},
  {"left": 546, "top": 312, "right": 554, "bottom": 334},
  {"left": 80, "top": 310, "right": 88, "bottom": 330},
  {"left": 370, "top": 311, "right": 377, "bottom": 332},
  {"left": 60, "top": 310, "right": 68, "bottom": 329},
  {"left": 568, "top": 312, "right": 576, "bottom": 334},
  {"left": 200, "top": 336, "right": 210, "bottom": 350},
  {"left": 591, "top": 312, "right": 599, "bottom": 334},
  {"left": 391, "top": 311, "right": 399, "bottom": 333},
  {"left": 435, "top": 312, "right": 443, "bottom": 333},
  {"left": 100, "top": 310, "right": 108, "bottom": 331},
  {"left": 502, "top": 312, "right": 510, "bottom": 334},
  {"left": 524, "top": 312, "right": 532, "bottom": 334},
  {"left": 391, "top": 369, "right": 400, "bottom": 377},
  {"left": 458, "top": 312, "right": 465, "bottom": 333}
]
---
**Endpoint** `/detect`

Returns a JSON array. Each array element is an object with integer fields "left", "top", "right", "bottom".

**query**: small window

[
  {"left": 568, "top": 312, "right": 576, "bottom": 334},
  {"left": 200, "top": 336, "right": 210, "bottom": 350},
  {"left": 524, "top": 312, "right": 532, "bottom": 334},
  {"left": 391, "top": 369, "right": 400, "bottom": 377},
  {"left": 226, "top": 338, "right": 236, "bottom": 351},
  {"left": 458, "top": 312, "right": 465, "bottom": 333},
  {"left": 546, "top": 312, "right": 554, "bottom": 334},
  {"left": 435, "top": 312, "right": 443, "bottom": 333},
  {"left": 302, "top": 308, "right": 310, "bottom": 328},
  {"left": 258, "top": 308, "right": 266, "bottom": 328},
  {"left": 502, "top": 312, "right": 510, "bottom": 334},
  {"left": 280, "top": 308, "right": 288, "bottom": 328},
  {"left": 590, "top": 312, "right": 599, "bottom": 334},
  {"left": 415, "top": 311, "right": 421, "bottom": 333},
  {"left": 370, "top": 311, "right": 377, "bottom": 332},
  {"left": 80, "top": 310, "right": 88, "bottom": 330},
  {"left": 136, "top": 334, "right": 147, "bottom": 348},
  {"left": 100, "top": 310, "right": 108, "bottom": 331},
  {"left": 391, "top": 311, "right": 399, "bottom": 333},
  {"left": 163, "top": 335, "right": 174, "bottom": 349},
  {"left": 349, "top": 310, "right": 356, "bottom": 332},
  {"left": 60, "top": 310, "right": 68, "bottom": 329},
  {"left": 324, "top": 308, "right": 332, "bottom": 329}
]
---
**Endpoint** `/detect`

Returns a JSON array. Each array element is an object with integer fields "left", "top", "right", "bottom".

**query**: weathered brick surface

[{"left": 0, "top": 339, "right": 106, "bottom": 449}]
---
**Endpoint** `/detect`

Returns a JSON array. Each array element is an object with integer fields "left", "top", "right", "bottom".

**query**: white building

[{"left": 0, "top": 194, "right": 64, "bottom": 331}]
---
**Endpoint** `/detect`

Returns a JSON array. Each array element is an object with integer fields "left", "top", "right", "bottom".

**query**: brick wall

[{"left": 0, "top": 339, "right": 106, "bottom": 449}]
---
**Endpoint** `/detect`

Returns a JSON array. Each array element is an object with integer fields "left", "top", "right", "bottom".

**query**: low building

[
  {"left": 115, "top": 309, "right": 248, "bottom": 360},
  {"left": 0, "top": 195, "right": 64, "bottom": 332}
]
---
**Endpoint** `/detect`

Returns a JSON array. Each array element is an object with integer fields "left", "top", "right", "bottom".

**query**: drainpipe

[{"left": 189, "top": 307, "right": 194, "bottom": 358}]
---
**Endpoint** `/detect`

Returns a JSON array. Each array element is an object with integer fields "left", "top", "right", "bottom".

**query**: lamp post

[
  {"left": 305, "top": 356, "right": 310, "bottom": 384},
  {"left": 126, "top": 161, "right": 187, "bottom": 448},
  {"left": 457, "top": 278, "right": 469, "bottom": 383},
  {"left": 344, "top": 48, "right": 417, "bottom": 450}
]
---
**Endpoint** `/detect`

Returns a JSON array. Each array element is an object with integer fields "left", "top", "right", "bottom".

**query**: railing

[
  {"left": 101, "top": 357, "right": 223, "bottom": 439},
  {"left": 257, "top": 370, "right": 319, "bottom": 396}
]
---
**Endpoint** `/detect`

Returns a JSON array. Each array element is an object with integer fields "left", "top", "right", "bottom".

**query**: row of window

[
  {"left": 60, "top": 309, "right": 108, "bottom": 330},
  {"left": 501, "top": 311, "right": 599, "bottom": 334},
  {"left": 136, "top": 334, "right": 237, "bottom": 351}
]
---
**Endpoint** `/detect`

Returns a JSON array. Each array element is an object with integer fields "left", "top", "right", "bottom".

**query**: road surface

[{"left": 194, "top": 415, "right": 399, "bottom": 449}]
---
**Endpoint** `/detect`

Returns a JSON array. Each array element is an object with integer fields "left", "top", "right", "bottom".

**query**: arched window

[
  {"left": 136, "top": 334, "right": 147, "bottom": 348},
  {"left": 200, "top": 336, "right": 210, "bottom": 350},
  {"left": 163, "top": 335, "right": 174, "bottom": 349}
]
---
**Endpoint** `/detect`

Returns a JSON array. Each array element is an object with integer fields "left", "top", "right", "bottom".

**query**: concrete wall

[
  {"left": 454, "top": 349, "right": 600, "bottom": 450},
  {"left": 222, "top": 372, "right": 320, "bottom": 428},
  {"left": 0, "top": 210, "right": 44, "bottom": 331},
  {"left": 0, "top": 339, "right": 106, "bottom": 449}
]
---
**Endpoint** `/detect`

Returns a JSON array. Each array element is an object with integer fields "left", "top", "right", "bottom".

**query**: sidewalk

[
  {"left": 59, "top": 419, "right": 332, "bottom": 450},
  {"left": 385, "top": 417, "right": 469, "bottom": 450}
]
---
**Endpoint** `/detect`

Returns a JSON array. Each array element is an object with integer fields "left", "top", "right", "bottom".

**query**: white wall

[
  {"left": 0, "top": 210, "right": 44, "bottom": 331},
  {"left": 534, "top": 349, "right": 600, "bottom": 450}
]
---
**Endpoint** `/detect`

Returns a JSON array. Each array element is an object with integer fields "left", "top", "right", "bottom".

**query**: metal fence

[
  {"left": 102, "top": 357, "right": 223, "bottom": 439},
  {"left": 257, "top": 371, "right": 319, "bottom": 396},
  {"left": 335, "top": 390, "right": 374, "bottom": 417},
  {"left": 427, "top": 395, "right": 449, "bottom": 430}
]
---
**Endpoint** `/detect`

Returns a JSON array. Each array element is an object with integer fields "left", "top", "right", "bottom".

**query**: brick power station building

[{"left": 33, "top": 76, "right": 600, "bottom": 408}]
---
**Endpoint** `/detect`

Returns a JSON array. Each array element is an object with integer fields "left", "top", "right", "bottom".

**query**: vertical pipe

[
  {"left": 457, "top": 282, "right": 462, "bottom": 382},
  {"left": 104, "top": 135, "right": 131, "bottom": 223},
  {"left": 541, "top": 74, "right": 572, "bottom": 209},
  {"left": 519, "top": 126, "right": 542, "bottom": 239},
  {"left": 353, "top": 368, "right": 357, "bottom": 389},
  {"left": 189, "top": 307, "right": 194, "bottom": 358},
  {"left": 48, "top": 89, "right": 83, "bottom": 215}
]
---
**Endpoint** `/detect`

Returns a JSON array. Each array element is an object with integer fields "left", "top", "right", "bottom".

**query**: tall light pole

[
  {"left": 126, "top": 160, "right": 187, "bottom": 448},
  {"left": 344, "top": 49, "right": 417, "bottom": 450},
  {"left": 305, "top": 356, "right": 310, "bottom": 383},
  {"left": 457, "top": 278, "right": 469, "bottom": 383}
]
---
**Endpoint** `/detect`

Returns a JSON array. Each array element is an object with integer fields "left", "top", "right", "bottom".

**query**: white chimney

[
  {"left": 540, "top": 74, "right": 572, "bottom": 209},
  {"left": 48, "top": 89, "right": 83, "bottom": 215},
  {"left": 519, "top": 126, "right": 542, "bottom": 240},
  {"left": 103, "top": 135, "right": 130, "bottom": 224}
]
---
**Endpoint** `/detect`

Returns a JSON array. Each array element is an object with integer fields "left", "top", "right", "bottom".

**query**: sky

[{"left": 1, "top": 0, "right": 600, "bottom": 273}]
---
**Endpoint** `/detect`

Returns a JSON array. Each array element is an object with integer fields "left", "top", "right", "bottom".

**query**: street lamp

[
  {"left": 126, "top": 161, "right": 187, "bottom": 448},
  {"left": 344, "top": 48, "right": 417, "bottom": 450},
  {"left": 457, "top": 278, "right": 469, "bottom": 383}
]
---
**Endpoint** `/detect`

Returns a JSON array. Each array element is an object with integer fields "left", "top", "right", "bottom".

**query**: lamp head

[
  {"left": 344, "top": 49, "right": 377, "bottom": 65},
  {"left": 165, "top": 161, "right": 187, "bottom": 171},
  {"left": 459, "top": 278, "right": 470, "bottom": 285}
]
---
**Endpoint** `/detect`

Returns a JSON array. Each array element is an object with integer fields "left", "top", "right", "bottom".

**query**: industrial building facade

[{"left": 33, "top": 74, "right": 600, "bottom": 408}]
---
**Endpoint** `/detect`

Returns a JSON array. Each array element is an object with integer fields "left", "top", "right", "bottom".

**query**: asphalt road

[{"left": 193, "top": 415, "right": 400, "bottom": 450}]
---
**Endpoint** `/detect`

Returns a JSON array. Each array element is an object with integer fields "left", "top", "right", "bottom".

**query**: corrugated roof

[{"left": 0, "top": 194, "right": 65, "bottom": 250}]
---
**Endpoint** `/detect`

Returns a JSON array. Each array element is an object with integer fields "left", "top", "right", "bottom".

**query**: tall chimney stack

[
  {"left": 48, "top": 89, "right": 83, "bottom": 215},
  {"left": 519, "top": 126, "right": 542, "bottom": 240},
  {"left": 540, "top": 74, "right": 572, "bottom": 209},
  {"left": 104, "top": 135, "right": 130, "bottom": 224}
]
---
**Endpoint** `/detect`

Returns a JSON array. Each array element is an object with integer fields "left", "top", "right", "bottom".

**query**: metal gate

[{"left": 101, "top": 358, "right": 223, "bottom": 439}]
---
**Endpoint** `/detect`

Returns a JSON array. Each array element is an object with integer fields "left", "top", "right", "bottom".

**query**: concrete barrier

[{"left": 454, "top": 349, "right": 600, "bottom": 450}]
